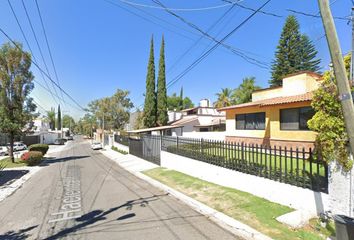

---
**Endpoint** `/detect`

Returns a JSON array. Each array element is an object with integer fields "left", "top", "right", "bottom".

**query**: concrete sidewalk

[{"left": 100, "top": 146, "right": 272, "bottom": 240}]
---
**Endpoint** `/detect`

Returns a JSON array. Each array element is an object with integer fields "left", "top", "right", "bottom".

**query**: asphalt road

[{"left": 0, "top": 137, "right": 237, "bottom": 239}]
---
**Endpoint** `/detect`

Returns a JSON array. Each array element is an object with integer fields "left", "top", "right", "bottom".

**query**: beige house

[{"left": 218, "top": 71, "right": 322, "bottom": 150}]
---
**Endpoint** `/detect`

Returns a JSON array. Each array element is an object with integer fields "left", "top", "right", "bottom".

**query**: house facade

[{"left": 218, "top": 71, "right": 322, "bottom": 150}]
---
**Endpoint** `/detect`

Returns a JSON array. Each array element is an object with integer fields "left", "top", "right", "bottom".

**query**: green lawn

[
  {"left": 0, "top": 157, "right": 27, "bottom": 168},
  {"left": 144, "top": 168, "right": 335, "bottom": 240}
]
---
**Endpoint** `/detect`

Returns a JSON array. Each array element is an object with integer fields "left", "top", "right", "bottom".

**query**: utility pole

[
  {"left": 102, "top": 115, "right": 105, "bottom": 146},
  {"left": 351, "top": 4, "right": 354, "bottom": 84},
  {"left": 318, "top": 0, "right": 354, "bottom": 156}
]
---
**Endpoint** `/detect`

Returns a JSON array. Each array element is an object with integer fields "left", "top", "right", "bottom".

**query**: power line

[
  {"left": 152, "top": 0, "right": 270, "bottom": 69},
  {"left": 34, "top": 0, "right": 66, "bottom": 103},
  {"left": 166, "top": 0, "right": 273, "bottom": 90},
  {"left": 287, "top": 9, "right": 350, "bottom": 21},
  {"left": 20, "top": 0, "right": 63, "bottom": 105},
  {"left": 104, "top": 0, "right": 196, "bottom": 42},
  {"left": 167, "top": 2, "right": 238, "bottom": 74},
  {"left": 7, "top": 0, "right": 60, "bottom": 106},
  {"left": 222, "top": 0, "right": 282, "bottom": 18},
  {"left": 0, "top": 27, "right": 86, "bottom": 112},
  {"left": 117, "top": 0, "right": 236, "bottom": 11}
]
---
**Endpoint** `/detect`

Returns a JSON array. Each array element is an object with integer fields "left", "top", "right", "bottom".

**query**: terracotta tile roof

[{"left": 218, "top": 92, "right": 314, "bottom": 111}]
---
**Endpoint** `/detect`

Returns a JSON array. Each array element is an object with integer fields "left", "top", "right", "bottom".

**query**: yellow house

[{"left": 218, "top": 71, "right": 322, "bottom": 150}]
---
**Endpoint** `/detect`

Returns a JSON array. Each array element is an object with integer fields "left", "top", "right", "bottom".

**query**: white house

[{"left": 128, "top": 99, "right": 226, "bottom": 140}]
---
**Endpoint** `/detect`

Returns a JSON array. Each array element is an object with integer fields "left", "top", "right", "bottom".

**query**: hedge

[
  {"left": 21, "top": 151, "right": 43, "bottom": 166},
  {"left": 28, "top": 144, "right": 49, "bottom": 155}
]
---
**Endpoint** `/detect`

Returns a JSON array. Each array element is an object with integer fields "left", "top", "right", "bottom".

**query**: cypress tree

[
  {"left": 57, "top": 105, "right": 61, "bottom": 130},
  {"left": 157, "top": 36, "right": 168, "bottom": 126},
  {"left": 179, "top": 87, "right": 184, "bottom": 110},
  {"left": 143, "top": 36, "right": 157, "bottom": 128}
]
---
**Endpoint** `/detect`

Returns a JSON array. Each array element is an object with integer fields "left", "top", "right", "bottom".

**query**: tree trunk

[{"left": 9, "top": 133, "right": 14, "bottom": 163}]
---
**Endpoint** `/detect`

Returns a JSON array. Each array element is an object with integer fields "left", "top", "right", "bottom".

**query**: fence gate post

[{"left": 328, "top": 151, "right": 354, "bottom": 217}]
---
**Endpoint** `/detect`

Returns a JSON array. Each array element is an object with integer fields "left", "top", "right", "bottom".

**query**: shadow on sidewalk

[{"left": 45, "top": 194, "right": 167, "bottom": 240}]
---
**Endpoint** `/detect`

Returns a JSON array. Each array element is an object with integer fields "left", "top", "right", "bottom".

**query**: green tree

[
  {"left": 298, "top": 34, "right": 321, "bottom": 73},
  {"left": 156, "top": 36, "right": 168, "bottom": 126},
  {"left": 270, "top": 15, "right": 320, "bottom": 86},
  {"left": 0, "top": 42, "right": 36, "bottom": 162},
  {"left": 179, "top": 87, "right": 184, "bottom": 110},
  {"left": 57, "top": 105, "right": 61, "bottom": 130},
  {"left": 167, "top": 93, "right": 194, "bottom": 111},
  {"left": 62, "top": 115, "right": 75, "bottom": 129},
  {"left": 47, "top": 107, "right": 55, "bottom": 130},
  {"left": 232, "top": 77, "right": 260, "bottom": 104},
  {"left": 308, "top": 54, "right": 352, "bottom": 170},
  {"left": 214, "top": 88, "right": 233, "bottom": 108},
  {"left": 88, "top": 89, "right": 134, "bottom": 130},
  {"left": 134, "top": 109, "right": 145, "bottom": 130},
  {"left": 143, "top": 37, "right": 157, "bottom": 127}
]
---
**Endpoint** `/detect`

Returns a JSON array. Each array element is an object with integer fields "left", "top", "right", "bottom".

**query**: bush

[
  {"left": 28, "top": 144, "right": 49, "bottom": 156},
  {"left": 111, "top": 146, "right": 128, "bottom": 155},
  {"left": 21, "top": 151, "right": 43, "bottom": 166}
]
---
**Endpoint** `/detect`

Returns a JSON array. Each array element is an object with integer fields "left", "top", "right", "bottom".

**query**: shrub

[
  {"left": 21, "top": 151, "right": 43, "bottom": 166},
  {"left": 111, "top": 146, "right": 128, "bottom": 155},
  {"left": 28, "top": 144, "right": 49, "bottom": 156}
]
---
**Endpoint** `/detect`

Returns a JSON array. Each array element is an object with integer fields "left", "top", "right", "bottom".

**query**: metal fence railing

[
  {"left": 129, "top": 135, "right": 161, "bottom": 165},
  {"left": 114, "top": 134, "right": 129, "bottom": 146},
  {"left": 161, "top": 136, "right": 328, "bottom": 193}
]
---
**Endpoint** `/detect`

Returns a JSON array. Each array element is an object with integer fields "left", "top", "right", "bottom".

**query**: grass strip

[{"left": 143, "top": 167, "right": 335, "bottom": 240}]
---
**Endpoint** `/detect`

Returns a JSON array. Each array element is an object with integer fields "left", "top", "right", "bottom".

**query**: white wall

[
  {"left": 41, "top": 132, "right": 59, "bottom": 144},
  {"left": 161, "top": 151, "right": 329, "bottom": 216}
]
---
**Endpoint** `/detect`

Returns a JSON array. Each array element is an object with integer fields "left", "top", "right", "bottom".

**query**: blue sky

[{"left": 0, "top": 0, "right": 352, "bottom": 119}]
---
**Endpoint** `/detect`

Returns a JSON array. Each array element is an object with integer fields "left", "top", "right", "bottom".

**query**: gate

[{"left": 129, "top": 135, "right": 161, "bottom": 165}]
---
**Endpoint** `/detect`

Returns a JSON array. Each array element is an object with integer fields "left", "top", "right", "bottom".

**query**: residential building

[
  {"left": 128, "top": 99, "right": 226, "bottom": 139},
  {"left": 218, "top": 71, "right": 322, "bottom": 149}
]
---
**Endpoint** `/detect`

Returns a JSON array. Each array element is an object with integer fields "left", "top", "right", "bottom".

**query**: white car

[
  {"left": 12, "top": 142, "right": 27, "bottom": 152},
  {"left": 91, "top": 142, "right": 102, "bottom": 150},
  {"left": 0, "top": 146, "right": 8, "bottom": 156}
]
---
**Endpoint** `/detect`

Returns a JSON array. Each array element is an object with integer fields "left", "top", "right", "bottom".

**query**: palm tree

[
  {"left": 46, "top": 108, "right": 56, "bottom": 130},
  {"left": 214, "top": 88, "right": 233, "bottom": 108},
  {"left": 232, "top": 77, "right": 260, "bottom": 104}
]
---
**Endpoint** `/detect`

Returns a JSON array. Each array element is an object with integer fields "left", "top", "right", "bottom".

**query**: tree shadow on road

[
  {"left": 0, "top": 225, "right": 38, "bottom": 240},
  {"left": 0, "top": 169, "right": 29, "bottom": 186},
  {"left": 45, "top": 194, "right": 167, "bottom": 240},
  {"left": 40, "top": 155, "right": 90, "bottom": 166}
]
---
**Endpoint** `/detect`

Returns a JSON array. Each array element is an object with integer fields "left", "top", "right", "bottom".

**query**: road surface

[{"left": 0, "top": 137, "right": 237, "bottom": 239}]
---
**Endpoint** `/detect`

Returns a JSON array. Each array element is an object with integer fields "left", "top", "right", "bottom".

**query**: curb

[{"left": 101, "top": 149, "right": 273, "bottom": 240}]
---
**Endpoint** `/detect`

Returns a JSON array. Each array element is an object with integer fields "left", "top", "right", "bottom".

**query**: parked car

[
  {"left": 0, "top": 146, "right": 8, "bottom": 156},
  {"left": 53, "top": 139, "right": 65, "bottom": 145},
  {"left": 91, "top": 142, "right": 102, "bottom": 150},
  {"left": 9, "top": 142, "right": 27, "bottom": 152},
  {"left": 66, "top": 136, "right": 74, "bottom": 141}
]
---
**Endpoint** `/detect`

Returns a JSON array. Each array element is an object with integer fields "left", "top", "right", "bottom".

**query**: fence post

[
  {"left": 201, "top": 138, "right": 204, "bottom": 155},
  {"left": 176, "top": 136, "right": 179, "bottom": 150}
]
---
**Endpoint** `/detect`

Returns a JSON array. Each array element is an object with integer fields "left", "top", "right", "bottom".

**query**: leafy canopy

[
  {"left": 0, "top": 42, "right": 36, "bottom": 161},
  {"left": 308, "top": 54, "right": 352, "bottom": 170}
]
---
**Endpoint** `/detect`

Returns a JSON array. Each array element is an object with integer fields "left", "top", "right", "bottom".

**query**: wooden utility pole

[{"left": 318, "top": 0, "right": 354, "bottom": 156}]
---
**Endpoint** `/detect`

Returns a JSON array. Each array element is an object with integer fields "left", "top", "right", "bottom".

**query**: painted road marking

[{"left": 49, "top": 166, "right": 82, "bottom": 223}]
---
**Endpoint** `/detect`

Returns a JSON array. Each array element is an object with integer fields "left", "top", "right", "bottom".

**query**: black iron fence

[
  {"left": 114, "top": 134, "right": 129, "bottom": 146},
  {"left": 129, "top": 135, "right": 161, "bottom": 165},
  {"left": 161, "top": 136, "right": 328, "bottom": 193}
]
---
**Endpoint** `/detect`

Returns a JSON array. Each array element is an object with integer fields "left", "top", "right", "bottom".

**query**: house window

[
  {"left": 280, "top": 107, "right": 314, "bottom": 130},
  {"left": 235, "top": 112, "right": 265, "bottom": 130}
]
